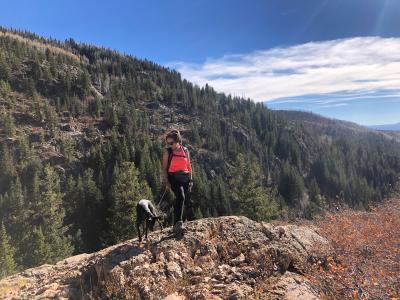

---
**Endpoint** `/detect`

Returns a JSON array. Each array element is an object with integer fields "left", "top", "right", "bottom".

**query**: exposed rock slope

[{"left": 0, "top": 216, "right": 330, "bottom": 299}]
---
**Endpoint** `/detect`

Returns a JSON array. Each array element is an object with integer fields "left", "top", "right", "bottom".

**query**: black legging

[{"left": 168, "top": 174, "right": 193, "bottom": 223}]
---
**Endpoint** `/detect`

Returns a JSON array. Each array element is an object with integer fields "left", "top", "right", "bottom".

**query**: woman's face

[{"left": 166, "top": 138, "right": 179, "bottom": 150}]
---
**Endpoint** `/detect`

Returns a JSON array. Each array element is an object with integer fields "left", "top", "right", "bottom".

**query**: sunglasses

[{"left": 167, "top": 141, "right": 176, "bottom": 146}]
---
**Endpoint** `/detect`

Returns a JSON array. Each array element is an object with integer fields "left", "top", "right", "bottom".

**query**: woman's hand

[
  {"left": 188, "top": 181, "right": 193, "bottom": 192},
  {"left": 166, "top": 181, "right": 172, "bottom": 191}
]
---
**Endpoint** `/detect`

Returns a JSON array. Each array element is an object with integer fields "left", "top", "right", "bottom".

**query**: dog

[{"left": 136, "top": 199, "right": 164, "bottom": 242}]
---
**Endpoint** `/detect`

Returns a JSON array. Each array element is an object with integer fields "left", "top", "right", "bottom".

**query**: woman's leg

[
  {"left": 184, "top": 190, "right": 195, "bottom": 222},
  {"left": 169, "top": 175, "right": 188, "bottom": 224}
]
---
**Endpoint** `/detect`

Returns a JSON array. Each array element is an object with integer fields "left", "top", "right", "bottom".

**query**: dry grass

[
  {"left": 305, "top": 198, "right": 400, "bottom": 299},
  {"left": 0, "top": 31, "right": 81, "bottom": 62}
]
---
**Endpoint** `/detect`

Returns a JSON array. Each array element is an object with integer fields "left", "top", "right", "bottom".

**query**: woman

[{"left": 162, "top": 130, "right": 193, "bottom": 234}]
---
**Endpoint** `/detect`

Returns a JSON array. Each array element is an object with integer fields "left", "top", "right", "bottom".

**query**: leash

[{"left": 156, "top": 187, "right": 168, "bottom": 207}]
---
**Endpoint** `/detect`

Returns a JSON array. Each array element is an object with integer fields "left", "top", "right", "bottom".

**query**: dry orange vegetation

[
  {"left": 307, "top": 197, "right": 400, "bottom": 299},
  {"left": 0, "top": 31, "right": 81, "bottom": 61}
]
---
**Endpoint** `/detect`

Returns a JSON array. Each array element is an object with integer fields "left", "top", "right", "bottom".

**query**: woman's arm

[{"left": 187, "top": 151, "right": 193, "bottom": 181}]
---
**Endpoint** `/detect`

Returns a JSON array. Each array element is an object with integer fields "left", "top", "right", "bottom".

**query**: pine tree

[
  {"left": 105, "top": 162, "right": 152, "bottom": 245},
  {"left": 24, "top": 226, "right": 50, "bottom": 268},
  {"left": 80, "top": 169, "right": 104, "bottom": 251},
  {"left": 79, "top": 69, "right": 91, "bottom": 99},
  {"left": 0, "top": 80, "right": 12, "bottom": 98},
  {"left": 31, "top": 169, "right": 41, "bottom": 205},
  {"left": 278, "top": 161, "right": 305, "bottom": 207},
  {"left": 35, "top": 165, "right": 74, "bottom": 263},
  {"left": 0, "top": 222, "right": 17, "bottom": 278},
  {"left": 231, "top": 154, "right": 279, "bottom": 221},
  {"left": 214, "top": 175, "right": 231, "bottom": 215},
  {"left": 0, "top": 143, "right": 16, "bottom": 194},
  {"left": 104, "top": 104, "right": 119, "bottom": 127},
  {"left": 0, "top": 113, "right": 16, "bottom": 138},
  {"left": 17, "top": 135, "right": 31, "bottom": 166},
  {"left": 4, "top": 176, "right": 31, "bottom": 267},
  {"left": 61, "top": 137, "right": 76, "bottom": 163},
  {"left": 0, "top": 55, "right": 11, "bottom": 82},
  {"left": 89, "top": 96, "right": 102, "bottom": 118}
]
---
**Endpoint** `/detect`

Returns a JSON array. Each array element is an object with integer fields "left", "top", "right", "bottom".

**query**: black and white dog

[{"left": 136, "top": 199, "right": 164, "bottom": 242}]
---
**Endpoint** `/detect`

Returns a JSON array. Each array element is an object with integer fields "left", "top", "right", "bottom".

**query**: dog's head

[{"left": 147, "top": 213, "right": 166, "bottom": 231}]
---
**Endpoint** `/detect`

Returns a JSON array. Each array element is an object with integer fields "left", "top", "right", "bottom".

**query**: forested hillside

[{"left": 1, "top": 27, "right": 400, "bottom": 278}]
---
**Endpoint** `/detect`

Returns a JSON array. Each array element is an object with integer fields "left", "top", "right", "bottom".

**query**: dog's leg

[
  {"left": 137, "top": 222, "right": 142, "bottom": 243},
  {"left": 145, "top": 220, "right": 148, "bottom": 240}
]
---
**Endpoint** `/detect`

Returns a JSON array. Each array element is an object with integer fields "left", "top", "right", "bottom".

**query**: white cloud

[{"left": 168, "top": 37, "right": 400, "bottom": 102}]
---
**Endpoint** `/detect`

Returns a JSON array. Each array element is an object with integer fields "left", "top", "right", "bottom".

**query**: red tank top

[{"left": 168, "top": 147, "right": 191, "bottom": 173}]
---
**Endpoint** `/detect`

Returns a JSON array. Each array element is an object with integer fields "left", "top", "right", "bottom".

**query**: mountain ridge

[
  {"left": 368, "top": 122, "right": 400, "bottom": 131},
  {"left": 1, "top": 26, "right": 400, "bottom": 282}
]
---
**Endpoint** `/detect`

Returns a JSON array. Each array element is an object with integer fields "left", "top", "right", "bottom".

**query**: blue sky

[{"left": 1, "top": 0, "right": 400, "bottom": 125}]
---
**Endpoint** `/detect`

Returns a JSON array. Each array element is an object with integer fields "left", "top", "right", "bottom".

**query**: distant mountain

[
  {"left": 273, "top": 110, "right": 372, "bottom": 134},
  {"left": 274, "top": 110, "right": 400, "bottom": 141},
  {"left": 368, "top": 122, "right": 400, "bottom": 131}
]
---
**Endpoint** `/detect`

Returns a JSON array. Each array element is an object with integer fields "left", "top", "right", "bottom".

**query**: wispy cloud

[
  {"left": 168, "top": 37, "right": 400, "bottom": 103},
  {"left": 269, "top": 89, "right": 400, "bottom": 106}
]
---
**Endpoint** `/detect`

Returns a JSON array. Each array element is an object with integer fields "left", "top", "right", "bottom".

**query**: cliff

[{"left": 0, "top": 216, "right": 329, "bottom": 299}]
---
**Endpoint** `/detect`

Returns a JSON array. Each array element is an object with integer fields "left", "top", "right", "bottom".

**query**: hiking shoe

[{"left": 173, "top": 221, "right": 185, "bottom": 234}]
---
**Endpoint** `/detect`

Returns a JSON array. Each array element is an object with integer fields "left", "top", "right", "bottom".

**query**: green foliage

[
  {"left": 0, "top": 80, "right": 12, "bottom": 97},
  {"left": 105, "top": 162, "right": 152, "bottom": 245},
  {"left": 0, "top": 143, "right": 16, "bottom": 193},
  {"left": 0, "top": 222, "right": 16, "bottom": 278},
  {"left": 17, "top": 135, "right": 31, "bottom": 166},
  {"left": 33, "top": 165, "right": 74, "bottom": 264},
  {"left": 43, "top": 102, "right": 59, "bottom": 136},
  {"left": 231, "top": 154, "right": 279, "bottom": 221},
  {"left": 0, "top": 112, "right": 16, "bottom": 138},
  {"left": 61, "top": 137, "right": 76, "bottom": 163},
  {"left": 23, "top": 227, "right": 50, "bottom": 268},
  {"left": 89, "top": 97, "right": 103, "bottom": 118},
  {"left": 64, "top": 169, "right": 104, "bottom": 252},
  {"left": 0, "top": 48, "right": 11, "bottom": 78},
  {"left": 104, "top": 104, "right": 119, "bottom": 127},
  {"left": 79, "top": 70, "right": 91, "bottom": 99},
  {"left": 278, "top": 162, "right": 305, "bottom": 207}
]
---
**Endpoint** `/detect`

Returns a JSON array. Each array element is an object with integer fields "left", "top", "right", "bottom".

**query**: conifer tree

[
  {"left": 31, "top": 169, "right": 41, "bottom": 205},
  {"left": 106, "top": 162, "right": 152, "bottom": 244},
  {"left": 0, "top": 113, "right": 16, "bottom": 138},
  {"left": 0, "top": 143, "right": 16, "bottom": 194},
  {"left": 36, "top": 165, "right": 74, "bottom": 263},
  {"left": 278, "top": 161, "right": 305, "bottom": 207},
  {"left": 80, "top": 169, "right": 104, "bottom": 251},
  {"left": 24, "top": 226, "right": 50, "bottom": 268},
  {"left": 231, "top": 154, "right": 279, "bottom": 221},
  {"left": 0, "top": 222, "right": 16, "bottom": 278},
  {"left": 4, "top": 176, "right": 31, "bottom": 267},
  {"left": 0, "top": 80, "right": 12, "bottom": 98},
  {"left": 17, "top": 135, "right": 31, "bottom": 166},
  {"left": 0, "top": 55, "right": 11, "bottom": 81}
]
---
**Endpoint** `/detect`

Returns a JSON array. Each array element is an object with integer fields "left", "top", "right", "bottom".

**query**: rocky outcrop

[{"left": 0, "top": 216, "right": 330, "bottom": 299}]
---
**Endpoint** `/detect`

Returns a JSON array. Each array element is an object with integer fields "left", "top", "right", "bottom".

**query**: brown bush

[{"left": 305, "top": 198, "right": 400, "bottom": 299}]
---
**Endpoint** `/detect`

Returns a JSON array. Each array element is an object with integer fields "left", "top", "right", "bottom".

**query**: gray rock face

[{"left": 0, "top": 216, "right": 330, "bottom": 299}]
